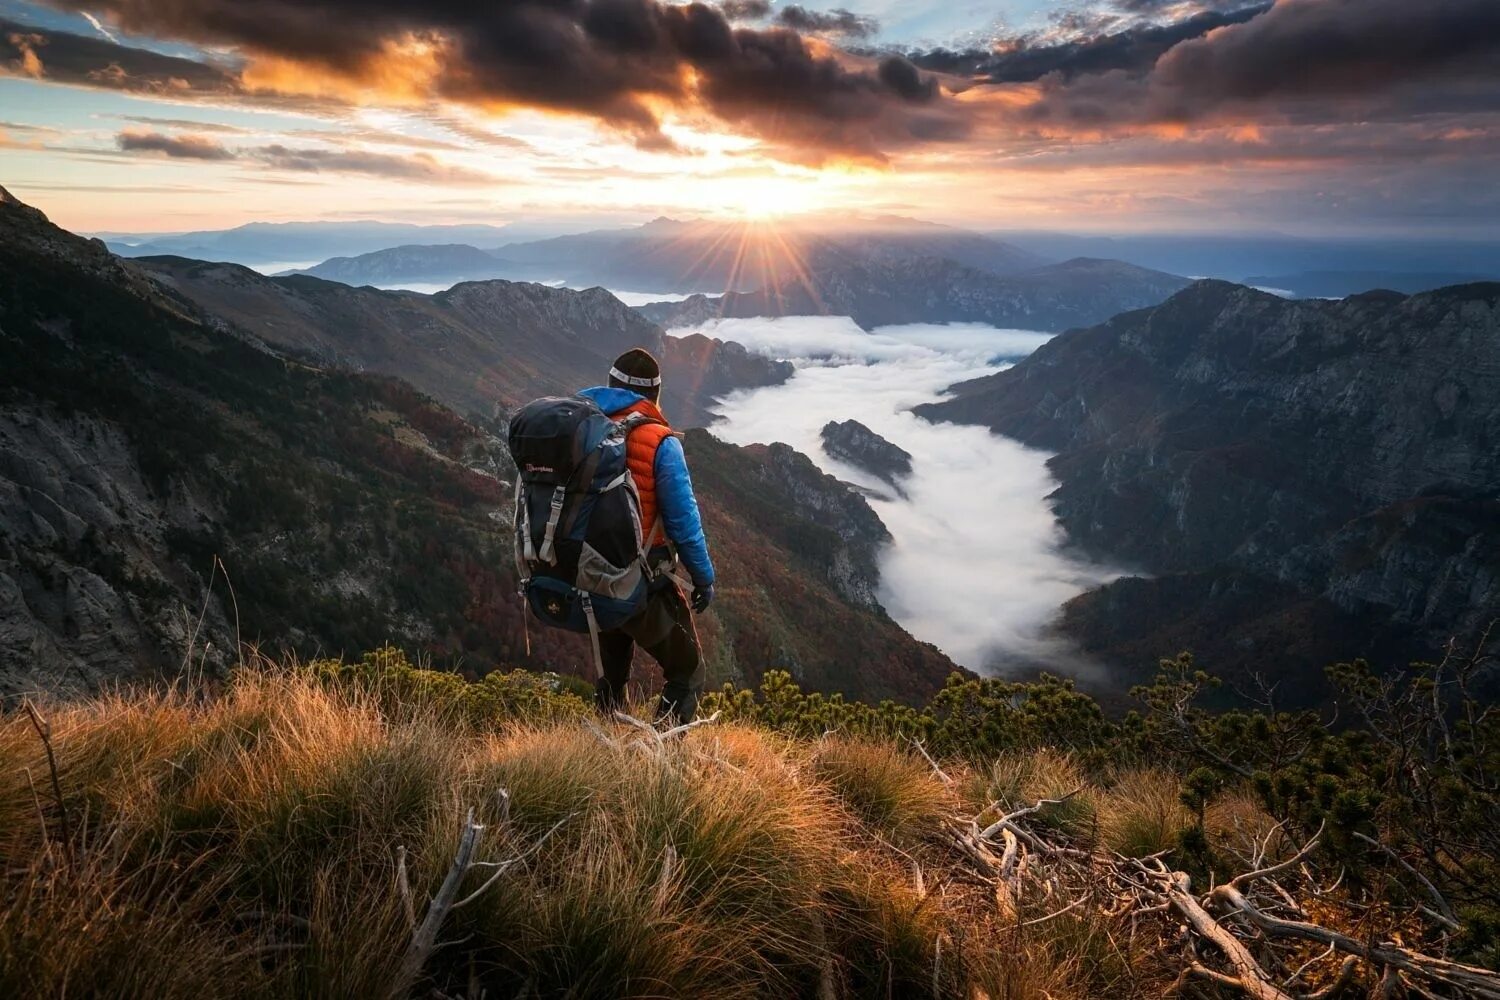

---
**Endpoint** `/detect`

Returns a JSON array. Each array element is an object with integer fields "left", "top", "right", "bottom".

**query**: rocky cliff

[
  {"left": 820, "top": 420, "right": 913, "bottom": 497},
  {"left": 637, "top": 255, "right": 1190, "bottom": 333},
  {"left": 917, "top": 280, "right": 1500, "bottom": 697}
]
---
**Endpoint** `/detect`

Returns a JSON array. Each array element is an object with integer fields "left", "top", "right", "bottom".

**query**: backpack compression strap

[
  {"left": 536, "top": 484, "right": 566, "bottom": 564},
  {"left": 580, "top": 593, "right": 604, "bottom": 680}
]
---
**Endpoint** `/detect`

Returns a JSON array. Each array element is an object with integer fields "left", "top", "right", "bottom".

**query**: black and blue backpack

[{"left": 507, "top": 395, "right": 662, "bottom": 674}]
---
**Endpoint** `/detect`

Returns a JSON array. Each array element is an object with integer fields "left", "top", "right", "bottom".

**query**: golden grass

[{"left": 1, "top": 668, "right": 1205, "bottom": 998}]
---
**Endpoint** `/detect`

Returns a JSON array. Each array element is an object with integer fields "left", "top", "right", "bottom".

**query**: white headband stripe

[{"left": 610, "top": 366, "right": 661, "bottom": 387}]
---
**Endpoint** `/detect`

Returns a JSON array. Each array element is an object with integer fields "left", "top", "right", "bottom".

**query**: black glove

[{"left": 690, "top": 583, "right": 714, "bottom": 613}]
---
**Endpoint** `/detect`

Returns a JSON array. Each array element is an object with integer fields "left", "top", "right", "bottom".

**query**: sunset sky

[{"left": 2, "top": 0, "right": 1497, "bottom": 235}]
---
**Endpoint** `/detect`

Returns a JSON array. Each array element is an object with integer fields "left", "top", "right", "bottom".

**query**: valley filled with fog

[{"left": 671, "top": 317, "right": 1125, "bottom": 676}]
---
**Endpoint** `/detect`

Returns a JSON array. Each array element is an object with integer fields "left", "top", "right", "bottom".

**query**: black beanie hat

[{"left": 609, "top": 347, "right": 662, "bottom": 401}]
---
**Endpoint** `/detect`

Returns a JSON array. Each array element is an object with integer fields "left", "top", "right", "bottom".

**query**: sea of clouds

[{"left": 671, "top": 316, "right": 1125, "bottom": 677}]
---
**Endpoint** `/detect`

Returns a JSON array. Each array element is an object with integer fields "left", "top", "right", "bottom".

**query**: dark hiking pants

[{"left": 594, "top": 584, "right": 703, "bottom": 724}]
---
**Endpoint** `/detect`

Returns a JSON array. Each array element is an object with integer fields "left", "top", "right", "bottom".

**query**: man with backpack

[{"left": 508, "top": 348, "right": 714, "bottom": 724}]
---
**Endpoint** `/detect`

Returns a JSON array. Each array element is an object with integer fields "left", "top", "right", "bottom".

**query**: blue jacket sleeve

[{"left": 653, "top": 434, "right": 715, "bottom": 587}]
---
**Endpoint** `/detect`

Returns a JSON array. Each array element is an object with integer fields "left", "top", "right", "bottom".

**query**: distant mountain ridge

[
  {"left": 103, "top": 220, "right": 527, "bottom": 267},
  {"left": 638, "top": 255, "right": 1192, "bottom": 333},
  {"left": 291, "top": 243, "right": 516, "bottom": 285},
  {"left": 1245, "top": 270, "right": 1496, "bottom": 299},
  {"left": 916, "top": 279, "right": 1500, "bottom": 699},
  {"left": 136, "top": 256, "right": 788, "bottom": 427},
  {"left": 283, "top": 215, "right": 1048, "bottom": 292}
]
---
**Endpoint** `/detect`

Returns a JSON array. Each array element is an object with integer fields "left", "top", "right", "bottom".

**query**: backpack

[{"left": 507, "top": 395, "right": 663, "bottom": 675}]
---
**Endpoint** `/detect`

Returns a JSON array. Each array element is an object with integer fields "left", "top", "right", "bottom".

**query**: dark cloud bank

[{"left": 16, "top": 0, "right": 951, "bottom": 160}]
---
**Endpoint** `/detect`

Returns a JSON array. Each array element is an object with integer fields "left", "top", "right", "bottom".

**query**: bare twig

[
  {"left": 23, "top": 700, "right": 73, "bottom": 869},
  {"left": 905, "top": 735, "right": 953, "bottom": 785},
  {"left": 396, "top": 845, "right": 417, "bottom": 932},
  {"left": 1351, "top": 832, "right": 1461, "bottom": 932}
]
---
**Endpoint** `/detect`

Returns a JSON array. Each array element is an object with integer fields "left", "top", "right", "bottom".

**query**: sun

[{"left": 718, "top": 174, "right": 825, "bottom": 220}]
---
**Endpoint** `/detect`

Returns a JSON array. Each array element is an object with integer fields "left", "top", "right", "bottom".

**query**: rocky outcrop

[
  {"left": 746, "top": 441, "right": 892, "bottom": 611},
  {"left": 636, "top": 255, "right": 1190, "bottom": 333},
  {"left": 918, "top": 279, "right": 1500, "bottom": 690},
  {"left": 820, "top": 420, "right": 912, "bottom": 497}
]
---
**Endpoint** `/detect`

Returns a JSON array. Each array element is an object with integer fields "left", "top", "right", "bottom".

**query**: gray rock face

[
  {"left": 749, "top": 442, "right": 892, "bottom": 611},
  {"left": 820, "top": 420, "right": 913, "bottom": 497},
  {"left": 0, "top": 409, "right": 233, "bottom": 698},
  {"left": 918, "top": 279, "right": 1500, "bottom": 688}
]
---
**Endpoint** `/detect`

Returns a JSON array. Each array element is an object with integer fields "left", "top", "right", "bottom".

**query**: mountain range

[
  {"left": 1, "top": 187, "right": 954, "bottom": 702},
  {"left": 917, "top": 280, "right": 1500, "bottom": 701},
  {"left": 101, "top": 220, "right": 574, "bottom": 267},
  {"left": 135, "top": 256, "right": 788, "bottom": 427},
  {"left": 285, "top": 216, "right": 1051, "bottom": 292},
  {"left": 638, "top": 255, "right": 1192, "bottom": 333}
]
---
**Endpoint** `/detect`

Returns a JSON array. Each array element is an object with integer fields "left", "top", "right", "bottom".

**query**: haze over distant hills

[
  {"left": 285, "top": 215, "right": 1050, "bottom": 291},
  {"left": 100, "top": 220, "right": 580, "bottom": 267},
  {"left": 1244, "top": 271, "right": 1496, "bottom": 299},
  {"left": 990, "top": 232, "right": 1500, "bottom": 287},
  {"left": 639, "top": 256, "right": 1190, "bottom": 333}
]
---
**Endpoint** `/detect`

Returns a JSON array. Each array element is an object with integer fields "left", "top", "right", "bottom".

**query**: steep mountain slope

[
  {"left": 917, "top": 280, "right": 1500, "bottom": 697},
  {"left": 0, "top": 188, "right": 953, "bottom": 702},
  {"left": 136, "top": 256, "right": 788, "bottom": 427},
  {"left": 638, "top": 255, "right": 1191, "bottom": 333}
]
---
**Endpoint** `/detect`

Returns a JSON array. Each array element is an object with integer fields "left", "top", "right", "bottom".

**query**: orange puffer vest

[{"left": 611, "top": 398, "right": 674, "bottom": 544}]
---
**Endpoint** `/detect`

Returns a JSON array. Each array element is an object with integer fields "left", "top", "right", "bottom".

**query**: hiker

[
  {"left": 576, "top": 349, "right": 714, "bottom": 724},
  {"left": 507, "top": 348, "right": 714, "bottom": 725}
]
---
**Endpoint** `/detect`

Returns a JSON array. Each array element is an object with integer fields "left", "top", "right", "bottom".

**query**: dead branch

[
  {"left": 905, "top": 735, "right": 953, "bottom": 785},
  {"left": 390, "top": 799, "right": 571, "bottom": 1000},
  {"left": 23, "top": 700, "right": 73, "bottom": 869},
  {"left": 1352, "top": 831, "right": 1462, "bottom": 932}
]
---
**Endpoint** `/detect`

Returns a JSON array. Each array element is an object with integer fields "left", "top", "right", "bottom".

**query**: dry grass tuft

[
  {"left": 1, "top": 667, "right": 1226, "bottom": 998},
  {"left": 1097, "top": 768, "right": 1195, "bottom": 858}
]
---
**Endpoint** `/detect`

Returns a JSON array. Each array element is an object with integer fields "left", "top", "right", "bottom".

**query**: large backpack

[{"left": 507, "top": 395, "right": 663, "bottom": 675}]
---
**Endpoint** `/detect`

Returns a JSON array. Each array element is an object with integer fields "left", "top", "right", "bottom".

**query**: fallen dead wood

[{"left": 945, "top": 793, "right": 1500, "bottom": 999}]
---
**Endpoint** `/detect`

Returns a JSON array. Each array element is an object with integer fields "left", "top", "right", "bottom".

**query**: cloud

[
  {"left": 111, "top": 127, "right": 501, "bottom": 182},
  {"left": 5, "top": 29, "right": 46, "bottom": 77},
  {"left": 32, "top": 1, "right": 959, "bottom": 161},
  {"left": 1, "top": 17, "right": 238, "bottom": 95},
  {"left": 908, "top": 4, "right": 1270, "bottom": 83},
  {"left": 1001, "top": 0, "right": 1500, "bottom": 128},
  {"left": 719, "top": 0, "right": 770, "bottom": 21},
  {"left": 115, "top": 115, "right": 248, "bottom": 133},
  {"left": 116, "top": 128, "right": 236, "bottom": 159},
  {"left": 687, "top": 316, "right": 1121, "bottom": 674},
  {"left": 80, "top": 11, "right": 118, "bottom": 43},
  {"left": 248, "top": 144, "right": 497, "bottom": 182},
  {"left": 774, "top": 6, "right": 877, "bottom": 40}
]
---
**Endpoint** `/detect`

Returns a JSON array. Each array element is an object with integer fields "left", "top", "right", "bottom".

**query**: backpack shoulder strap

[{"left": 616, "top": 411, "right": 665, "bottom": 434}]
